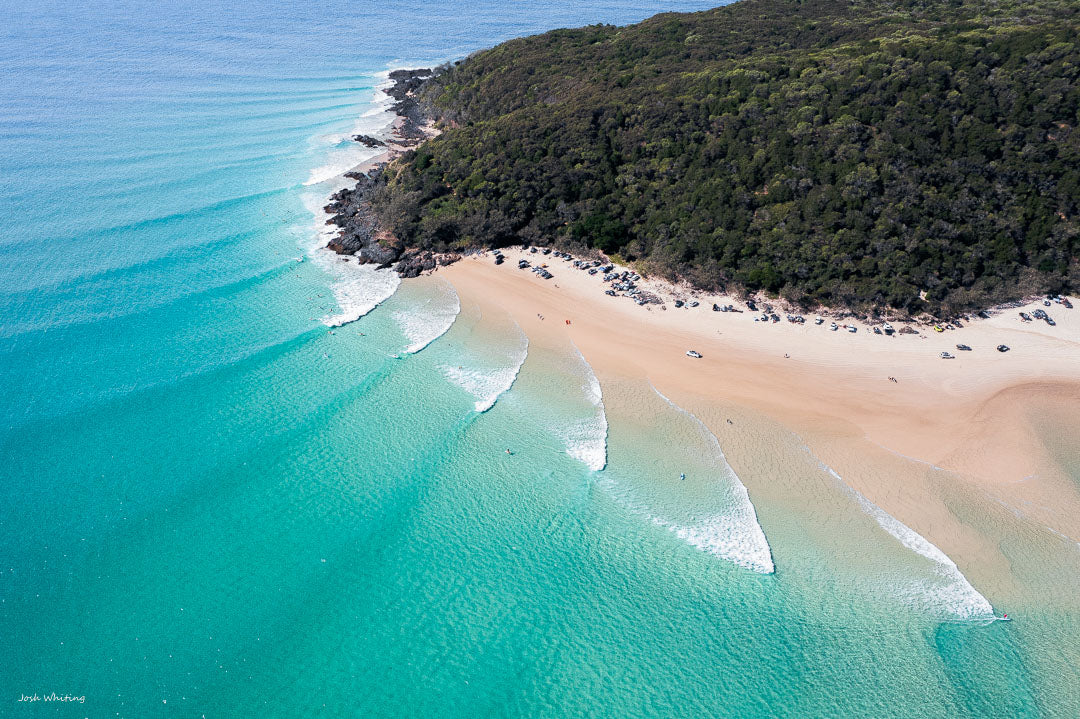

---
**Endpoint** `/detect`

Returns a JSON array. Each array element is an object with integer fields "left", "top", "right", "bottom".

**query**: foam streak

[
  {"left": 650, "top": 387, "right": 774, "bottom": 574},
  {"left": 561, "top": 346, "right": 608, "bottom": 471},
  {"left": 813, "top": 458, "right": 994, "bottom": 619},
  {"left": 394, "top": 283, "right": 461, "bottom": 354},
  {"left": 439, "top": 325, "right": 528, "bottom": 412}
]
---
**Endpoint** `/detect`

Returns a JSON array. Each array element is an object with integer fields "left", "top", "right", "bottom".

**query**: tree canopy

[{"left": 370, "top": 0, "right": 1080, "bottom": 314}]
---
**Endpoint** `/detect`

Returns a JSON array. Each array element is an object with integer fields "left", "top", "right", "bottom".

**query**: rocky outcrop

[
  {"left": 324, "top": 172, "right": 405, "bottom": 265},
  {"left": 324, "top": 178, "right": 379, "bottom": 255},
  {"left": 392, "top": 250, "right": 461, "bottom": 278},
  {"left": 385, "top": 68, "right": 434, "bottom": 144},
  {"left": 353, "top": 134, "right": 386, "bottom": 148},
  {"left": 323, "top": 67, "right": 444, "bottom": 277}
]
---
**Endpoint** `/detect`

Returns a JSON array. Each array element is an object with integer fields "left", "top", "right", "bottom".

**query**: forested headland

[{"left": 365, "top": 0, "right": 1080, "bottom": 315}]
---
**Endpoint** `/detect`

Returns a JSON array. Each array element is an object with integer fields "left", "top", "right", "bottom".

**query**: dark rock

[
  {"left": 353, "top": 134, "right": 386, "bottom": 148},
  {"left": 393, "top": 249, "right": 439, "bottom": 278},
  {"left": 359, "top": 241, "right": 401, "bottom": 266},
  {"left": 320, "top": 67, "right": 441, "bottom": 276},
  {"left": 384, "top": 68, "right": 435, "bottom": 145}
]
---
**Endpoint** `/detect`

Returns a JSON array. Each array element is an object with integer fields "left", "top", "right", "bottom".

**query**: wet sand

[{"left": 438, "top": 247, "right": 1080, "bottom": 605}]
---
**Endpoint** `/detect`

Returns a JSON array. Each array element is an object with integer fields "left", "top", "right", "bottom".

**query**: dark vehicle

[
  {"left": 997, "top": 344, "right": 1010, "bottom": 352},
  {"left": 956, "top": 344, "right": 972, "bottom": 351}
]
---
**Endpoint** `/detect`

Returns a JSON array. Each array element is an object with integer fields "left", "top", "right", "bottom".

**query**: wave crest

[
  {"left": 321, "top": 263, "right": 401, "bottom": 327},
  {"left": 557, "top": 347, "right": 609, "bottom": 472},
  {"left": 439, "top": 325, "right": 528, "bottom": 412},
  {"left": 815, "top": 459, "right": 995, "bottom": 619},
  {"left": 649, "top": 387, "right": 774, "bottom": 574},
  {"left": 394, "top": 282, "right": 461, "bottom": 354}
]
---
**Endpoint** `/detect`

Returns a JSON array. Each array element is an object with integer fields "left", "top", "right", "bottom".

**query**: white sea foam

[
  {"left": 648, "top": 387, "right": 774, "bottom": 574},
  {"left": 303, "top": 146, "right": 385, "bottom": 187},
  {"left": 300, "top": 185, "right": 401, "bottom": 328},
  {"left": 814, "top": 460, "right": 995, "bottom": 619},
  {"left": 294, "top": 73, "right": 407, "bottom": 327},
  {"left": 303, "top": 73, "right": 397, "bottom": 186},
  {"left": 557, "top": 347, "right": 608, "bottom": 471},
  {"left": 321, "top": 262, "right": 401, "bottom": 327},
  {"left": 394, "top": 282, "right": 461, "bottom": 354},
  {"left": 439, "top": 328, "right": 528, "bottom": 412}
]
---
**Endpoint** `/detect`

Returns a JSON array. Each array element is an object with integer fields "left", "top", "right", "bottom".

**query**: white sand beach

[{"left": 436, "top": 247, "right": 1080, "bottom": 605}]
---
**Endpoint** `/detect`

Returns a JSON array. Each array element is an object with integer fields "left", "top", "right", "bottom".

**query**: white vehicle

[
  {"left": 686, "top": 350, "right": 703, "bottom": 359},
  {"left": 940, "top": 351, "right": 955, "bottom": 359}
]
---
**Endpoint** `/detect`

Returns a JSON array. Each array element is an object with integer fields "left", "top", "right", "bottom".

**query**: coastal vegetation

[{"left": 368, "top": 0, "right": 1080, "bottom": 314}]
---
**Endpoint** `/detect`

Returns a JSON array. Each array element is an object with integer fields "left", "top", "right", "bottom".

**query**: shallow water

[{"left": 2, "top": 0, "right": 1079, "bottom": 716}]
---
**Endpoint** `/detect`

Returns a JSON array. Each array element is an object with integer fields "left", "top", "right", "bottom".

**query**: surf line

[
  {"left": 798, "top": 442, "right": 1000, "bottom": 621},
  {"left": 439, "top": 321, "right": 529, "bottom": 413},
  {"left": 564, "top": 341, "right": 608, "bottom": 472},
  {"left": 646, "top": 382, "right": 774, "bottom": 575},
  {"left": 395, "top": 279, "right": 461, "bottom": 354}
]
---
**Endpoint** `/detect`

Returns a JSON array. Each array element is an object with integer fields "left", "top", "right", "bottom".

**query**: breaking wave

[
  {"left": 813, "top": 458, "right": 994, "bottom": 619},
  {"left": 297, "top": 112, "right": 401, "bottom": 329},
  {"left": 300, "top": 188, "right": 400, "bottom": 329},
  {"left": 649, "top": 387, "right": 774, "bottom": 574},
  {"left": 394, "top": 282, "right": 461, "bottom": 354},
  {"left": 439, "top": 325, "right": 528, "bottom": 412},
  {"left": 556, "top": 346, "right": 608, "bottom": 471},
  {"left": 321, "top": 262, "right": 401, "bottom": 327},
  {"left": 303, "top": 72, "right": 396, "bottom": 186}
]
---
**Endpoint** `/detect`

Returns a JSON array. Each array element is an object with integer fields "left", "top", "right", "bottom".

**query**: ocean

[{"left": 2, "top": 1, "right": 1078, "bottom": 716}]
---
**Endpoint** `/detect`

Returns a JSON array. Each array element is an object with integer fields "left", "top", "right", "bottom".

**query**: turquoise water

[{"left": 2, "top": 1, "right": 1079, "bottom": 716}]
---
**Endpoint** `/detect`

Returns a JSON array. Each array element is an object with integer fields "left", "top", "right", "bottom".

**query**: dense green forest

[{"left": 370, "top": 0, "right": 1080, "bottom": 314}]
